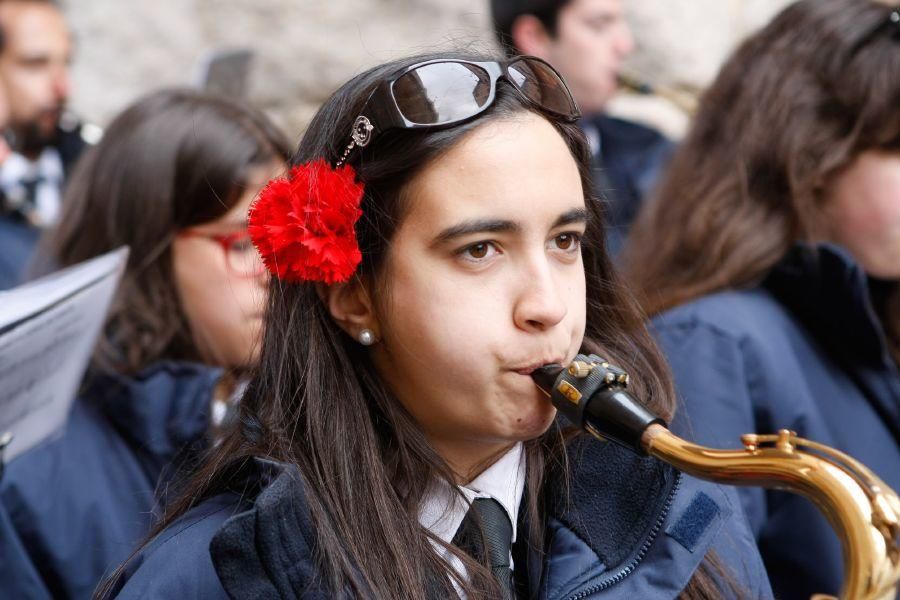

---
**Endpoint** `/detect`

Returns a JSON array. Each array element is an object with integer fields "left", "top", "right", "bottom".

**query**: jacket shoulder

[
  {"left": 592, "top": 114, "right": 670, "bottom": 147},
  {"left": 652, "top": 289, "right": 795, "bottom": 340},
  {"left": 649, "top": 291, "right": 810, "bottom": 443},
  {"left": 650, "top": 288, "right": 815, "bottom": 412},
  {"left": 108, "top": 493, "right": 244, "bottom": 599}
]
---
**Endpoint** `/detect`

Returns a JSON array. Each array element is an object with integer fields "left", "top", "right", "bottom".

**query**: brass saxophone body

[
  {"left": 616, "top": 71, "right": 700, "bottom": 115},
  {"left": 532, "top": 355, "right": 900, "bottom": 600}
]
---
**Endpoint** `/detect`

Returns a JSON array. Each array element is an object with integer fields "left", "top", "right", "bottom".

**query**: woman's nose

[{"left": 512, "top": 259, "right": 568, "bottom": 332}]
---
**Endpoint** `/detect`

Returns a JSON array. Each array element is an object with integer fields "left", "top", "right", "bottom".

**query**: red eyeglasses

[{"left": 180, "top": 229, "right": 265, "bottom": 278}]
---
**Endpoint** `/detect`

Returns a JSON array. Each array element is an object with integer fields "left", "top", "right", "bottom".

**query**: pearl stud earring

[{"left": 358, "top": 329, "right": 376, "bottom": 346}]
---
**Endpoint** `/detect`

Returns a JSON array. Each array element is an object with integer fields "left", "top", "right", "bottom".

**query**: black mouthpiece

[
  {"left": 532, "top": 364, "right": 564, "bottom": 396},
  {"left": 530, "top": 354, "right": 666, "bottom": 455}
]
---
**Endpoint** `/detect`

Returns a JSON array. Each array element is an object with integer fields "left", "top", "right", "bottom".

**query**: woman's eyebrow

[
  {"left": 430, "top": 207, "right": 588, "bottom": 246},
  {"left": 552, "top": 207, "right": 589, "bottom": 228},
  {"left": 431, "top": 218, "right": 521, "bottom": 246}
]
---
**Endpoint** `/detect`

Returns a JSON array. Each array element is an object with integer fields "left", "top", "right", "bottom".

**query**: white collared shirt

[
  {"left": 418, "top": 442, "right": 526, "bottom": 596},
  {"left": 0, "top": 148, "right": 64, "bottom": 226}
]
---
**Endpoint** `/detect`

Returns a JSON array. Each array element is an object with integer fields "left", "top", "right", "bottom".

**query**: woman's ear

[{"left": 316, "top": 279, "right": 378, "bottom": 340}]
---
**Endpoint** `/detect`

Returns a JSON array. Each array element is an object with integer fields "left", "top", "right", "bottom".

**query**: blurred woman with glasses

[
  {"left": 623, "top": 1, "right": 900, "bottom": 597},
  {"left": 0, "top": 88, "right": 289, "bottom": 599}
]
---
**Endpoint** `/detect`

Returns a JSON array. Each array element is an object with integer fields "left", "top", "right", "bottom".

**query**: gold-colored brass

[
  {"left": 638, "top": 425, "right": 900, "bottom": 600},
  {"left": 568, "top": 361, "right": 593, "bottom": 378},
  {"left": 617, "top": 71, "right": 700, "bottom": 115},
  {"left": 557, "top": 381, "right": 582, "bottom": 405}
]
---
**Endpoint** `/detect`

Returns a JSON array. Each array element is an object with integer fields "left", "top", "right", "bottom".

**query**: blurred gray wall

[{"left": 62, "top": 0, "right": 794, "bottom": 141}]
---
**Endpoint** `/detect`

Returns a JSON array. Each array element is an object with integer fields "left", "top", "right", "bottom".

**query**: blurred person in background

[
  {"left": 0, "top": 88, "right": 290, "bottom": 599},
  {"left": 0, "top": 0, "right": 93, "bottom": 289},
  {"left": 491, "top": 0, "right": 674, "bottom": 255},
  {"left": 623, "top": 0, "right": 900, "bottom": 597},
  {"left": 0, "top": 58, "right": 19, "bottom": 282}
]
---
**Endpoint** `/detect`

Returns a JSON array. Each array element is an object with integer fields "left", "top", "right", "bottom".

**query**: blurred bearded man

[{"left": 0, "top": 0, "right": 92, "bottom": 288}]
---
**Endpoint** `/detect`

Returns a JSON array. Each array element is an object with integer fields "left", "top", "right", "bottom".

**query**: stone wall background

[{"left": 61, "top": 0, "right": 794, "bottom": 142}]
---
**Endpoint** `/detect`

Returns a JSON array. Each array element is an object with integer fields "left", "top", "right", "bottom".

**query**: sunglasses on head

[{"left": 336, "top": 56, "right": 581, "bottom": 166}]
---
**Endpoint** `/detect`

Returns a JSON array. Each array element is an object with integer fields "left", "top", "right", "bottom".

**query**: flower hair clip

[{"left": 249, "top": 159, "right": 364, "bottom": 284}]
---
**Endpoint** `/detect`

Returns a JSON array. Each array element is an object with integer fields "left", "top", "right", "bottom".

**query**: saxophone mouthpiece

[
  {"left": 531, "top": 364, "right": 564, "bottom": 396},
  {"left": 531, "top": 354, "right": 666, "bottom": 455}
]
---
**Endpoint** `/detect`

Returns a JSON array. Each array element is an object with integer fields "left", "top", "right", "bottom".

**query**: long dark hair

[
  {"left": 35, "top": 89, "right": 291, "bottom": 374},
  {"left": 110, "top": 53, "right": 733, "bottom": 599},
  {"left": 624, "top": 0, "right": 900, "bottom": 329}
]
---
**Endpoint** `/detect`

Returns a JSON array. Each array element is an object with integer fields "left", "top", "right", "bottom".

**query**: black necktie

[
  {"left": 452, "top": 497, "right": 516, "bottom": 599},
  {"left": 21, "top": 175, "right": 41, "bottom": 207},
  {"left": 7, "top": 175, "right": 43, "bottom": 224}
]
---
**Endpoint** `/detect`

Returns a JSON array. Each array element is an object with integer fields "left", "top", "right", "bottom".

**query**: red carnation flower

[{"left": 248, "top": 159, "right": 364, "bottom": 284}]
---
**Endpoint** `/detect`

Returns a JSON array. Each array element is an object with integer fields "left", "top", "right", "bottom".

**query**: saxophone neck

[{"left": 643, "top": 425, "right": 900, "bottom": 600}]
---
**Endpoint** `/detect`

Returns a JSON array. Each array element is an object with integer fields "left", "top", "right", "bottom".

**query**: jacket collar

[
  {"left": 210, "top": 459, "right": 333, "bottom": 599},
  {"left": 84, "top": 361, "right": 221, "bottom": 461},
  {"left": 545, "top": 436, "right": 676, "bottom": 575},
  {"left": 207, "top": 433, "right": 716, "bottom": 599},
  {"left": 764, "top": 243, "right": 891, "bottom": 366}
]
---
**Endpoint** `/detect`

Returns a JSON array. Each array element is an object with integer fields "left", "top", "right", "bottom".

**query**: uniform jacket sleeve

[{"left": 651, "top": 316, "right": 770, "bottom": 538}]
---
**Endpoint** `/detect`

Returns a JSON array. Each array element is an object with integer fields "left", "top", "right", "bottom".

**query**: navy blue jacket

[
  {"left": 0, "top": 217, "right": 39, "bottom": 290},
  {"left": 652, "top": 244, "right": 900, "bottom": 599},
  {"left": 0, "top": 361, "right": 221, "bottom": 599},
  {"left": 0, "top": 124, "right": 89, "bottom": 290},
  {"left": 108, "top": 437, "right": 773, "bottom": 599},
  {"left": 581, "top": 114, "right": 674, "bottom": 256}
]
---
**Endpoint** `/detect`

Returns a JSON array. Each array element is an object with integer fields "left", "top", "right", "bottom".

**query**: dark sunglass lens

[
  {"left": 508, "top": 58, "right": 579, "bottom": 118},
  {"left": 393, "top": 62, "right": 492, "bottom": 125}
]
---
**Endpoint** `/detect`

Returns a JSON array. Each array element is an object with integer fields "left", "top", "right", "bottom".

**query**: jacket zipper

[{"left": 563, "top": 470, "right": 682, "bottom": 600}]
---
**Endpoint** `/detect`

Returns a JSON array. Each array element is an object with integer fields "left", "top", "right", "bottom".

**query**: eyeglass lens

[
  {"left": 393, "top": 62, "right": 492, "bottom": 125},
  {"left": 508, "top": 58, "right": 579, "bottom": 117},
  {"left": 227, "top": 234, "right": 265, "bottom": 277}
]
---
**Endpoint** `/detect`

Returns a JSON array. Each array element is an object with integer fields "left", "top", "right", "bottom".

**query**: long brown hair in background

[
  {"left": 624, "top": 0, "right": 900, "bottom": 355},
  {"left": 99, "top": 53, "right": 739, "bottom": 599},
  {"left": 33, "top": 89, "right": 291, "bottom": 375}
]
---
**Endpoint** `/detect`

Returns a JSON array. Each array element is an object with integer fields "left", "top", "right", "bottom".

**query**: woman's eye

[
  {"left": 230, "top": 238, "right": 254, "bottom": 253},
  {"left": 550, "top": 232, "right": 581, "bottom": 252},
  {"left": 460, "top": 241, "right": 499, "bottom": 262}
]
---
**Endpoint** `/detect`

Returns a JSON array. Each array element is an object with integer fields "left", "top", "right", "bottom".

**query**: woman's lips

[{"left": 511, "top": 358, "right": 565, "bottom": 376}]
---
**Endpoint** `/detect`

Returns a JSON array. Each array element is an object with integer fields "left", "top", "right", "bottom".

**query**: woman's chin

[{"left": 507, "top": 400, "right": 558, "bottom": 441}]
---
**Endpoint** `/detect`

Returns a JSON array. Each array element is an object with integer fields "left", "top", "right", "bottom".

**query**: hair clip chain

[{"left": 336, "top": 116, "right": 374, "bottom": 167}]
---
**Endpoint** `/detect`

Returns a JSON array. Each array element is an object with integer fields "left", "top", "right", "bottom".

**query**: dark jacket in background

[
  {"left": 0, "top": 361, "right": 220, "bottom": 599},
  {"left": 107, "top": 436, "right": 773, "bottom": 599},
  {"left": 581, "top": 114, "right": 674, "bottom": 256},
  {"left": 0, "top": 123, "right": 90, "bottom": 290},
  {"left": 652, "top": 243, "right": 900, "bottom": 599},
  {"left": 0, "top": 217, "right": 40, "bottom": 290}
]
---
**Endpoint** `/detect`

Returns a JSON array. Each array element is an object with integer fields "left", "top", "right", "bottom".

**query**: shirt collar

[
  {"left": 0, "top": 148, "right": 64, "bottom": 187},
  {"left": 580, "top": 121, "right": 601, "bottom": 158},
  {"left": 419, "top": 442, "right": 526, "bottom": 548}
]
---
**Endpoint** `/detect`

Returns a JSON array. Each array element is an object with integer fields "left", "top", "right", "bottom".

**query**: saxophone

[
  {"left": 617, "top": 71, "right": 700, "bottom": 115},
  {"left": 532, "top": 354, "right": 900, "bottom": 600}
]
